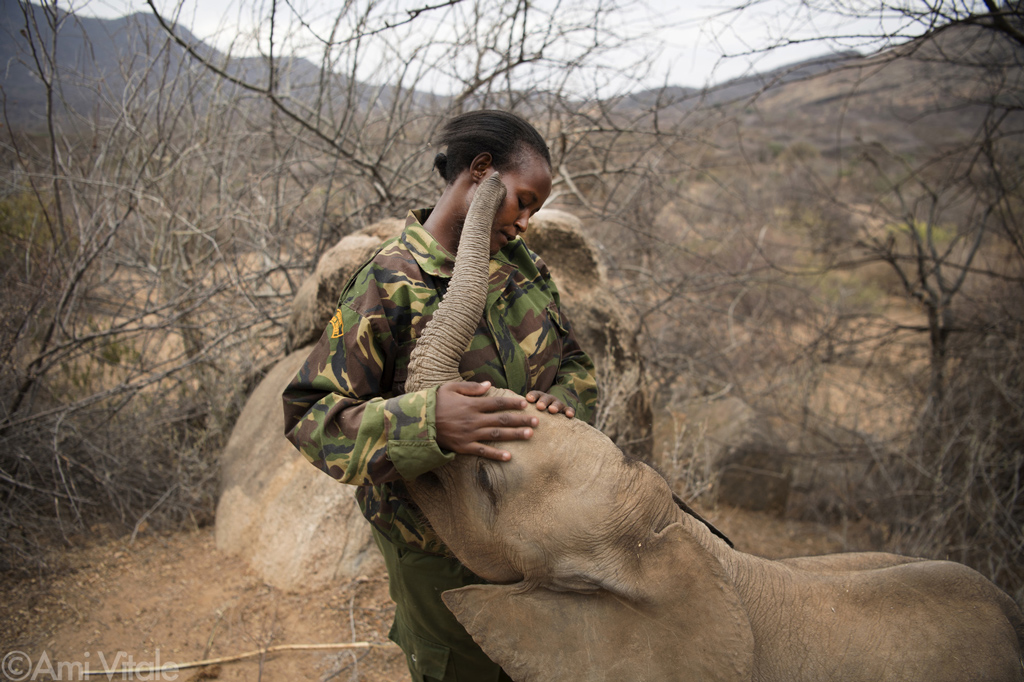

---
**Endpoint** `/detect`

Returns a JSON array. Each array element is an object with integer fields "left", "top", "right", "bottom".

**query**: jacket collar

[{"left": 404, "top": 208, "right": 516, "bottom": 281}]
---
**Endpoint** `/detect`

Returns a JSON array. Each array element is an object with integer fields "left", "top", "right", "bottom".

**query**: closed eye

[
  {"left": 549, "top": 575, "right": 602, "bottom": 594},
  {"left": 477, "top": 460, "right": 499, "bottom": 508}
]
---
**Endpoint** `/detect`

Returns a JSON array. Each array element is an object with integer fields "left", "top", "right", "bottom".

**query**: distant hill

[
  {"left": 0, "top": 0, "right": 329, "bottom": 128},
  {"left": 2, "top": 0, "right": 1019, "bottom": 153},
  {"left": 622, "top": 51, "right": 862, "bottom": 112},
  {"left": 615, "top": 25, "right": 1021, "bottom": 156},
  {"left": 736, "top": 24, "right": 1024, "bottom": 154},
  {"left": 2, "top": 0, "right": 188, "bottom": 125}
]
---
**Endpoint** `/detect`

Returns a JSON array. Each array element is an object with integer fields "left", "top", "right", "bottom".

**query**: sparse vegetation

[{"left": 1, "top": 0, "right": 1022, "bottom": 615}]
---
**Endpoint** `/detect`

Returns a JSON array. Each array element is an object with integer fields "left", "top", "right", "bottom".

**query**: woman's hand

[
  {"left": 525, "top": 390, "right": 576, "bottom": 419},
  {"left": 435, "top": 381, "right": 538, "bottom": 461}
]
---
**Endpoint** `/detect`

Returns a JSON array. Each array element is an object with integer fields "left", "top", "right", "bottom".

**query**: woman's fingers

[
  {"left": 525, "top": 390, "right": 576, "bottom": 418},
  {"left": 436, "top": 382, "right": 538, "bottom": 458}
]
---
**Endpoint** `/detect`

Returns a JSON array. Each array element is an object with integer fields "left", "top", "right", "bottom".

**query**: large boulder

[
  {"left": 217, "top": 208, "right": 652, "bottom": 589},
  {"left": 215, "top": 348, "right": 382, "bottom": 591},
  {"left": 286, "top": 218, "right": 405, "bottom": 353}
]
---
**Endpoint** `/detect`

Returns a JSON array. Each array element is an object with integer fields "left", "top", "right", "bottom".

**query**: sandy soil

[{"left": 1, "top": 506, "right": 859, "bottom": 682}]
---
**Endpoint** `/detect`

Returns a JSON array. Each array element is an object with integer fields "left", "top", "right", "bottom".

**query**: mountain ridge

[
  {"left": 3, "top": 0, "right": 1016, "bottom": 155},
  {"left": 1, "top": 0, "right": 866, "bottom": 130}
]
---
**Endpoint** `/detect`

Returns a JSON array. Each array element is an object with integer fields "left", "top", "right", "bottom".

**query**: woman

[{"left": 283, "top": 110, "right": 598, "bottom": 681}]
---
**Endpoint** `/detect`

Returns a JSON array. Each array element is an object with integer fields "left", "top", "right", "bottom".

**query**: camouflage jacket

[{"left": 282, "top": 209, "right": 598, "bottom": 555}]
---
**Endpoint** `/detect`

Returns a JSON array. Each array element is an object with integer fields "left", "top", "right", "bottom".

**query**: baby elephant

[
  {"left": 407, "top": 400, "right": 1024, "bottom": 682},
  {"left": 403, "top": 175, "right": 1023, "bottom": 681}
]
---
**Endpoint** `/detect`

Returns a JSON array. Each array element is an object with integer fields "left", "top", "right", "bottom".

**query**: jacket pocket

[{"left": 389, "top": 621, "right": 450, "bottom": 681}]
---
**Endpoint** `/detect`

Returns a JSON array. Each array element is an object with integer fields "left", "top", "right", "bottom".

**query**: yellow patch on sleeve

[{"left": 329, "top": 309, "right": 344, "bottom": 338}]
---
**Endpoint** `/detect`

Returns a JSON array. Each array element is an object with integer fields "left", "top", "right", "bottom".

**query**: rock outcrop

[
  {"left": 214, "top": 349, "right": 382, "bottom": 591},
  {"left": 286, "top": 219, "right": 405, "bottom": 353}
]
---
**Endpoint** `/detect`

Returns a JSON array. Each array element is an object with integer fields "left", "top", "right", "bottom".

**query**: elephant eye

[{"left": 477, "top": 461, "right": 499, "bottom": 508}]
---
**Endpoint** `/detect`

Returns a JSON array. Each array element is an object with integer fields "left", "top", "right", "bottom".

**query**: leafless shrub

[
  {"left": 868, "top": 289, "right": 1024, "bottom": 604},
  {"left": 6, "top": 0, "right": 1021, "bottom": 617},
  {"left": 0, "top": 0, "right": 698, "bottom": 568},
  {"left": 660, "top": 415, "right": 719, "bottom": 508},
  {"left": 0, "top": 3, "right": 300, "bottom": 565}
]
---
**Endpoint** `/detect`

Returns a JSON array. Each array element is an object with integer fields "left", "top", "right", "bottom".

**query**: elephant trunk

[{"left": 405, "top": 174, "right": 506, "bottom": 392}]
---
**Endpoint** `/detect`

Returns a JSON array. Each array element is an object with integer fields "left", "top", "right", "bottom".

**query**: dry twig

[{"left": 80, "top": 642, "right": 399, "bottom": 677}]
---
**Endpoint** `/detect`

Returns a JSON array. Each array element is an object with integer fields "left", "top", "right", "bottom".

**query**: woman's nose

[{"left": 514, "top": 212, "right": 529, "bottom": 233}]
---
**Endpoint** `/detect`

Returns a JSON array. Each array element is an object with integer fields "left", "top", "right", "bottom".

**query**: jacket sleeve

[
  {"left": 533, "top": 260, "right": 599, "bottom": 424},
  {"left": 282, "top": 273, "right": 455, "bottom": 485},
  {"left": 546, "top": 298, "right": 599, "bottom": 424}
]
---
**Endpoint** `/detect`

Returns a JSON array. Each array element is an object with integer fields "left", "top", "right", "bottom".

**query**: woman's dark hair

[{"left": 433, "top": 110, "right": 551, "bottom": 184}]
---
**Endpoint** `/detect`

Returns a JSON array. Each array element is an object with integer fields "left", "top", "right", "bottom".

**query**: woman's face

[{"left": 474, "top": 151, "right": 553, "bottom": 255}]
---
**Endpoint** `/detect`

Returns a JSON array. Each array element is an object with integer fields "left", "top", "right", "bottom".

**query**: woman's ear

[
  {"left": 442, "top": 523, "right": 754, "bottom": 682},
  {"left": 469, "top": 152, "right": 493, "bottom": 182}
]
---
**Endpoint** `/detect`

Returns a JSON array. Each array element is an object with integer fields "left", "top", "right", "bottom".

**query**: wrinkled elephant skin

[{"left": 408, "top": 387, "right": 1024, "bottom": 682}]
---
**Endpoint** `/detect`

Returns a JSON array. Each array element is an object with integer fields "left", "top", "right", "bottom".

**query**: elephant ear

[{"left": 442, "top": 522, "right": 754, "bottom": 682}]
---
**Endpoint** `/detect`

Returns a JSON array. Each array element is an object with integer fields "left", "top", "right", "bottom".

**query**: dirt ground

[{"left": 1, "top": 506, "right": 860, "bottom": 682}]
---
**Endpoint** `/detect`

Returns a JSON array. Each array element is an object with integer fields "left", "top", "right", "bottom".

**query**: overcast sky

[{"left": 68, "top": 0, "right": 865, "bottom": 90}]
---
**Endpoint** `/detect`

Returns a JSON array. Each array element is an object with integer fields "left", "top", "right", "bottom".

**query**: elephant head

[{"left": 404, "top": 174, "right": 754, "bottom": 682}]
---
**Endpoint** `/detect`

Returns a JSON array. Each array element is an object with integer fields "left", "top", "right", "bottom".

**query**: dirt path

[
  {"left": 2, "top": 530, "right": 407, "bottom": 681},
  {"left": 2, "top": 507, "right": 859, "bottom": 681}
]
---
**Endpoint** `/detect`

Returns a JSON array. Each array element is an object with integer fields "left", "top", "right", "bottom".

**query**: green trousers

[{"left": 372, "top": 528, "right": 515, "bottom": 682}]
